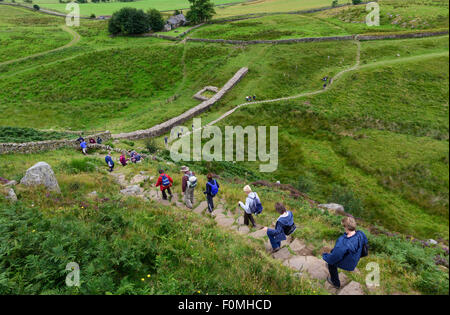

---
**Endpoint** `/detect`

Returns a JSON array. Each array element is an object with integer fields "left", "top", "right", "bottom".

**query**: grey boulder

[{"left": 20, "top": 162, "right": 60, "bottom": 193}]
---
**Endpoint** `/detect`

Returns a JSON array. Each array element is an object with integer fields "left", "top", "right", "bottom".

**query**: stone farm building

[{"left": 164, "top": 14, "right": 187, "bottom": 32}]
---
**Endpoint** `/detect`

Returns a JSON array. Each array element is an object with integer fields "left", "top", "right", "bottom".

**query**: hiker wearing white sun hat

[{"left": 239, "top": 185, "right": 263, "bottom": 228}]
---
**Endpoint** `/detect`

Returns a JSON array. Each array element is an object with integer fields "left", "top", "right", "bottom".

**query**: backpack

[
  {"left": 161, "top": 174, "right": 171, "bottom": 188},
  {"left": 283, "top": 223, "right": 297, "bottom": 236},
  {"left": 249, "top": 195, "right": 263, "bottom": 215},
  {"left": 361, "top": 243, "right": 369, "bottom": 258},
  {"left": 186, "top": 173, "right": 197, "bottom": 188},
  {"left": 207, "top": 180, "right": 219, "bottom": 197}
]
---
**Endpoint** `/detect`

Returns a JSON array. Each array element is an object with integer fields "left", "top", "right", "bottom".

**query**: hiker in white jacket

[{"left": 239, "top": 185, "right": 259, "bottom": 228}]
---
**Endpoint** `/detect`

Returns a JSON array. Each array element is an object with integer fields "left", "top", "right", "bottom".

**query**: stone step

[
  {"left": 283, "top": 255, "right": 329, "bottom": 281},
  {"left": 193, "top": 201, "right": 208, "bottom": 214},
  {"left": 337, "top": 281, "right": 365, "bottom": 295},
  {"left": 215, "top": 216, "right": 235, "bottom": 228},
  {"left": 248, "top": 228, "right": 267, "bottom": 239},
  {"left": 237, "top": 225, "right": 250, "bottom": 235},
  {"left": 288, "top": 238, "right": 314, "bottom": 256},
  {"left": 272, "top": 247, "right": 292, "bottom": 261}
]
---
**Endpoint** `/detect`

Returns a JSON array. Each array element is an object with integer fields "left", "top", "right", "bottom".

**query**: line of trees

[
  {"left": 108, "top": 7, "right": 165, "bottom": 35},
  {"left": 108, "top": 0, "right": 216, "bottom": 35}
]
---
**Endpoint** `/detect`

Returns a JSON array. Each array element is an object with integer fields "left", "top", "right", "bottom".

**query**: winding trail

[
  {"left": 0, "top": 25, "right": 81, "bottom": 68},
  {"left": 172, "top": 39, "right": 361, "bottom": 141}
]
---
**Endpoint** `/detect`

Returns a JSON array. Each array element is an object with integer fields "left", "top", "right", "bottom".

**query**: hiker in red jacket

[
  {"left": 119, "top": 154, "right": 128, "bottom": 167},
  {"left": 155, "top": 169, "right": 173, "bottom": 200}
]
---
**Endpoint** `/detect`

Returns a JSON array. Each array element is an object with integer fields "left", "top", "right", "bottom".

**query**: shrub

[
  {"left": 332, "top": 0, "right": 339, "bottom": 8},
  {"left": 121, "top": 140, "right": 135, "bottom": 147},
  {"left": 90, "top": 13, "right": 96, "bottom": 19},
  {"left": 61, "top": 158, "right": 100, "bottom": 174},
  {"left": 296, "top": 175, "right": 314, "bottom": 193},
  {"left": 147, "top": 8, "right": 165, "bottom": 32},
  {"left": 33, "top": 4, "right": 40, "bottom": 10},
  {"left": 145, "top": 139, "right": 158, "bottom": 154},
  {"left": 108, "top": 7, "right": 150, "bottom": 35},
  {"left": 352, "top": 0, "right": 363, "bottom": 4},
  {"left": 330, "top": 185, "right": 365, "bottom": 217}
]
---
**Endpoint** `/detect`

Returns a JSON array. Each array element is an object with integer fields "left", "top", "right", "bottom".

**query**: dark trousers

[
  {"left": 206, "top": 194, "right": 214, "bottom": 213},
  {"left": 162, "top": 187, "right": 172, "bottom": 200},
  {"left": 268, "top": 233, "right": 281, "bottom": 250},
  {"left": 328, "top": 263, "right": 341, "bottom": 288},
  {"left": 244, "top": 212, "right": 256, "bottom": 227}
]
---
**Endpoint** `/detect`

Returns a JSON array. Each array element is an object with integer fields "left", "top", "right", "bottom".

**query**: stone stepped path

[{"left": 109, "top": 169, "right": 367, "bottom": 295}]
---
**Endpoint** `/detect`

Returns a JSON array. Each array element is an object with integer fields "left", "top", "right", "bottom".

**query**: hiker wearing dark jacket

[
  {"left": 264, "top": 202, "right": 295, "bottom": 253},
  {"left": 204, "top": 173, "right": 219, "bottom": 213},
  {"left": 322, "top": 216, "right": 368, "bottom": 289},
  {"left": 105, "top": 152, "right": 114, "bottom": 172},
  {"left": 156, "top": 170, "right": 173, "bottom": 200}
]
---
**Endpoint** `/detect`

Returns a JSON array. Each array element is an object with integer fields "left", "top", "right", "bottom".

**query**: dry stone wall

[
  {"left": 112, "top": 67, "right": 249, "bottom": 140},
  {"left": 188, "top": 31, "right": 448, "bottom": 45},
  {"left": 0, "top": 132, "right": 111, "bottom": 155}
]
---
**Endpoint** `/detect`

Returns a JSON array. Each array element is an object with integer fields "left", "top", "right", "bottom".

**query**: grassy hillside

[
  {"left": 203, "top": 40, "right": 449, "bottom": 241},
  {"left": 0, "top": 5, "right": 72, "bottom": 63},
  {"left": 0, "top": 0, "right": 448, "bottom": 295},
  {"left": 0, "top": 148, "right": 447, "bottom": 294}
]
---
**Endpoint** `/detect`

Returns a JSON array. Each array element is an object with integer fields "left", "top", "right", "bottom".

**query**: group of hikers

[
  {"left": 77, "top": 131, "right": 367, "bottom": 290},
  {"left": 139, "top": 164, "right": 369, "bottom": 290},
  {"left": 119, "top": 150, "right": 142, "bottom": 166},
  {"left": 102, "top": 151, "right": 143, "bottom": 172},
  {"left": 245, "top": 95, "right": 257, "bottom": 102},
  {"left": 238, "top": 184, "right": 368, "bottom": 289},
  {"left": 77, "top": 135, "right": 103, "bottom": 156},
  {"left": 322, "top": 76, "right": 332, "bottom": 89},
  {"left": 155, "top": 166, "right": 218, "bottom": 212}
]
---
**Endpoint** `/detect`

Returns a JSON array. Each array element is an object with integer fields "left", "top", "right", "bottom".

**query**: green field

[
  {"left": 6, "top": 0, "right": 248, "bottom": 16},
  {"left": 0, "top": 0, "right": 448, "bottom": 295}
]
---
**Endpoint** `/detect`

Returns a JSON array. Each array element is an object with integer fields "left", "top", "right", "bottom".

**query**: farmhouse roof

[{"left": 167, "top": 14, "right": 187, "bottom": 26}]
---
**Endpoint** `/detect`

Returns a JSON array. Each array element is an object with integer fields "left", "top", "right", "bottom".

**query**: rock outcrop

[{"left": 20, "top": 162, "right": 61, "bottom": 193}]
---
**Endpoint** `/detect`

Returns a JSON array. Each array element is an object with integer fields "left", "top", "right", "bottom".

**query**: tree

[
  {"left": 352, "top": 0, "right": 363, "bottom": 4},
  {"left": 147, "top": 8, "right": 165, "bottom": 32},
  {"left": 33, "top": 4, "right": 40, "bottom": 10},
  {"left": 186, "top": 0, "right": 215, "bottom": 24},
  {"left": 108, "top": 7, "right": 150, "bottom": 35}
]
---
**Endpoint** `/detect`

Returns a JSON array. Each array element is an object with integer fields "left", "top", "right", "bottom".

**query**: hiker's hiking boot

[
  {"left": 271, "top": 247, "right": 280, "bottom": 254},
  {"left": 326, "top": 276, "right": 340, "bottom": 289}
]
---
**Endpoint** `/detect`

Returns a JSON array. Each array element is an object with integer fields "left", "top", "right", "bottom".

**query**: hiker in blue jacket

[
  {"left": 322, "top": 216, "right": 368, "bottom": 289},
  {"left": 263, "top": 202, "right": 295, "bottom": 253},
  {"left": 105, "top": 152, "right": 114, "bottom": 173},
  {"left": 80, "top": 140, "right": 87, "bottom": 155},
  {"left": 204, "top": 173, "right": 219, "bottom": 213}
]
